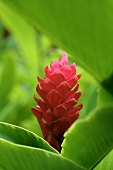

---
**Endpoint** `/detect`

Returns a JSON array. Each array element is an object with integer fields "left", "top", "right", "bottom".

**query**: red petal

[
  {"left": 49, "top": 69, "right": 65, "bottom": 86},
  {"left": 67, "top": 84, "right": 79, "bottom": 96},
  {"left": 59, "top": 53, "right": 68, "bottom": 66},
  {"left": 46, "top": 89, "right": 62, "bottom": 109},
  {"left": 36, "top": 85, "right": 47, "bottom": 101},
  {"left": 67, "top": 112, "right": 79, "bottom": 125},
  {"left": 50, "top": 60, "right": 62, "bottom": 71},
  {"left": 54, "top": 105, "right": 67, "bottom": 118},
  {"left": 77, "top": 74, "right": 82, "bottom": 80},
  {"left": 39, "top": 118, "right": 51, "bottom": 137},
  {"left": 31, "top": 107, "right": 43, "bottom": 120},
  {"left": 68, "top": 76, "right": 78, "bottom": 88},
  {"left": 52, "top": 117, "right": 69, "bottom": 136},
  {"left": 40, "top": 78, "right": 56, "bottom": 93},
  {"left": 56, "top": 81, "right": 71, "bottom": 97},
  {"left": 63, "top": 98, "right": 77, "bottom": 109},
  {"left": 45, "top": 66, "right": 52, "bottom": 78},
  {"left": 37, "top": 76, "right": 43, "bottom": 84},
  {"left": 65, "top": 104, "right": 83, "bottom": 117},
  {"left": 60, "top": 65, "right": 71, "bottom": 79},
  {"left": 74, "top": 92, "right": 82, "bottom": 101},
  {"left": 43, "top": 109, "right": 53, "bottom": 125},
  {"left": 66, "top": 91, "right": 82, "bottom": 102},
  {"left": 73, "top": 84, "right": 79, "bottom": 92},
  {"left": 34, "top": 97, "right": 50, "bottom": 112},
  {"left": 44, "top": 133, "right": 61, "bottom": 152},
  {"left": 68, "top": 64, "right": 76, "bottom": 78}
]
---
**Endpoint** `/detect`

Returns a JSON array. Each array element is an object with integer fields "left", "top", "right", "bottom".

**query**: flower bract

[{"left": 32, "top": 53, "right": 83, "bottom": 152}]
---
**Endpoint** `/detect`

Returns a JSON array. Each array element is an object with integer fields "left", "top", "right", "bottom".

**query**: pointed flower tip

[
  {"left": 78, "top": 103, "right": 83, "bottom": 110},
  {"left": 81, "top": 103, "right": 83, "bottom": 109},
  {"left": 32, "top": 52, "right": 83, "bottom": 152},
  {"left": 77, "top": 74, "right": 82, "bottom": 80},
  {"left": 59, "top": 53, "right": 68, "bottom": 66}
]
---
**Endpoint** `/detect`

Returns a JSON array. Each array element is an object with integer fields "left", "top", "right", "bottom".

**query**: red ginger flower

[{"left": 32, "top": 53, "right": 83, "bottom": 152}]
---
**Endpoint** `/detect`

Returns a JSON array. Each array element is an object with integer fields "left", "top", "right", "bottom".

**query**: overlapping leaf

[
  {"left": 0, "top": 139, "right": 85, "bottom": 170},
  {"left": 0, "top": 122, "right": 57, "bottom": 154},
  {"left": 61, "top": 105, "right": 113, "bottom": 169},
  {"left": 2, "top": 0, "right": 113, "bottom": 82},
  {"left": 94, "top": 149, "right": 113, "bottom": 170},
  {"left": 0, "top": 123, "right": 85, "bottom": 170},
  {"left": 98, "top": 87, "right": 113, "bottom": 106}
]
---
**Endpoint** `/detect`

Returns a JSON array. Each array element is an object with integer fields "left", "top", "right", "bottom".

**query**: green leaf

[
  {"left": 98, "top": 87, "right": 113, "bottom": 107},
  {"left": 0, "top": 51, "right": 16, "bottom": 108},
  {"left": 80, "top": 84, "right": 98, "bottom": 118},
  {"left": 0, "top": 100, "right": 18, "bottom": 122},
  {"left": 78, "top": 68, "right": 98, "bottom": 118},
  {"left": 61, "top": 105, "right": 113, "bottom": 169},
  {"left": 3, "top": 0, "right": 113, "bottom": 81},
  {"left": 0, "top": 122, "right": 58, "bottom": 154},
  {"left": 94, "top": 149, "right": 113, "bottom": 170},
  {"left": 0, "top": 1, "right": 38, "bottom": 72},
  {"left": 20, "top": 116, "right": 43, "bottom": 138},
  {"left": 0, "top": 139, "right": 85, "bottom": 170}
]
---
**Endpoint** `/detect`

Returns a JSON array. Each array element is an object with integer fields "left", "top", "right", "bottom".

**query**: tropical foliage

[{"left": 0, "top": 1, "right": 113, "bottom": 170}]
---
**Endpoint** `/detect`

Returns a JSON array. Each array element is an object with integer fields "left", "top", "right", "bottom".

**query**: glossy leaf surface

[{"left": 62, "top": 105, "right": 113, "bottom": 169}]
